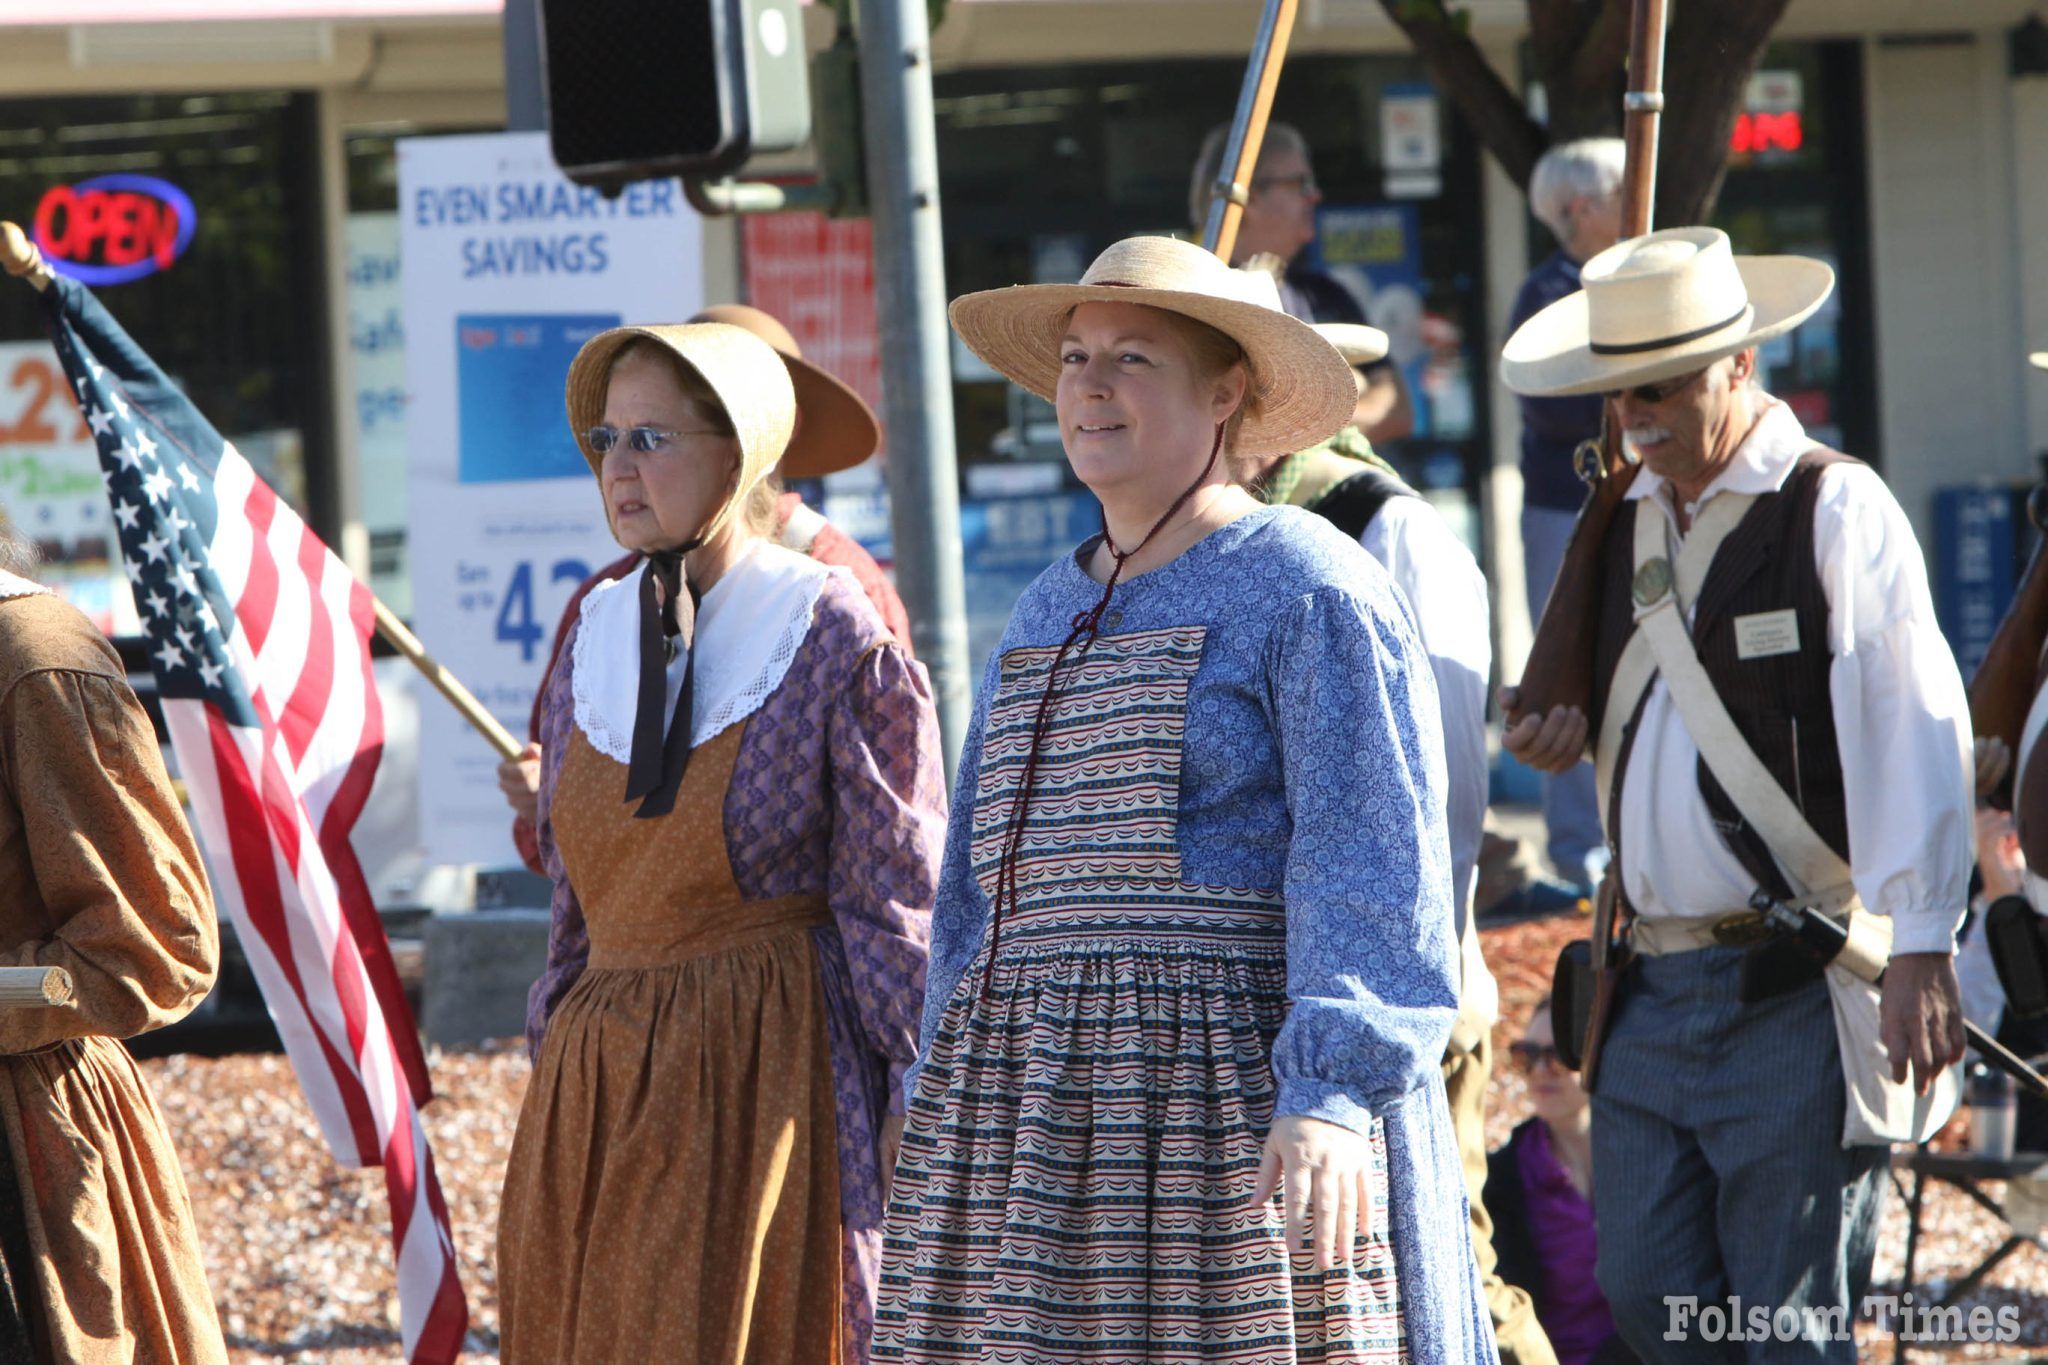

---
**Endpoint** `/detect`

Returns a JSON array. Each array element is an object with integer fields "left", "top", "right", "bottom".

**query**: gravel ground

[{"left": 130, "top": 909, "right": 2048, "bottom": 1361}]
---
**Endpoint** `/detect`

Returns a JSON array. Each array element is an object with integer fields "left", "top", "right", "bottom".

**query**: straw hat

[
  {"left": 2032, "top": 351, "right": 2047, "bottom": 371},
  {"left": 565, "top": 321, "right": 796, "bottom": 546},
  {"left": 948, "top": 235, "right": 1356, "bottom": 456},
  {"left": 1236, "top": 256, "right": 1390, "bottom": 366},
  {"left": 688, "top": 303, "right": 881, "bottom": 478},
  {"left": 1501, "top": 226, "right": 1834, "bottom": 398}
]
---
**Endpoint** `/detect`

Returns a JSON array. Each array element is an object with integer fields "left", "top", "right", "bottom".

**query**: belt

[{"left": 1631, "top": 886, "right": 1859, "bottom": 957}]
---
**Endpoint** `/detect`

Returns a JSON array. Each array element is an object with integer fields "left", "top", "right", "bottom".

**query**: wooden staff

[
  {"left": 0, "top": 967, "right": 73, "bottom": 1008},
  {"left": 0, "top": 222, "right": 522, "bottom": 763},
  {"left": 1200, "top": 0, "right": 1301, "bottom": 262},
  {"left": 1507, "top": 0, "right": 1668, "bottom": 728}
]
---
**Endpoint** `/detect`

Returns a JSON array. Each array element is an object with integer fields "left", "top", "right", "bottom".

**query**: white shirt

[
  {"left": 1357, "top": 493, "right": 1499, "bottom": 1027},
  {"left": 1615, "top": 399, "right": 1972, "bottom": 955}
]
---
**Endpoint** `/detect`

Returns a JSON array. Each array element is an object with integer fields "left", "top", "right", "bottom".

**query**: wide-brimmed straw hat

[
  {"left": 1501, "top": 226, "right": 1834, "bottom": 397},
  {"left": 1235, "top": 256, "right": 1390, "bottom": 367},
  {"left": 688, "top": 303, "right": 880, "bottom": 478},
  {"left": 565, "top": 321, "right": 796, "bottom": 545},
  {"left": 948, "top": 235, "right": 1356, "bottom": 456}
]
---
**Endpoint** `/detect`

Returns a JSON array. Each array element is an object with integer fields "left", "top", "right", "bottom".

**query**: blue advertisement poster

[{"left": 455, "top": 313, "right": 619, "bottom": 483}]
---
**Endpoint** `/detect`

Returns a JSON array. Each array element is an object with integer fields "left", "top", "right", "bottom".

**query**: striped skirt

[{"left": 874, "top": 922, "right": 1406, "bottom": 1363}]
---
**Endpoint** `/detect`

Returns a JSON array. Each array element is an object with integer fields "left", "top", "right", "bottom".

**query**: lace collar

[{"left": 570, "top": 540, "right": 844, "bottom": 763}]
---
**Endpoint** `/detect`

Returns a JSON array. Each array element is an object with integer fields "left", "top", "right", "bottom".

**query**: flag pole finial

[{"left": 0, "top": 222, "right": 52, "bottom": 292}]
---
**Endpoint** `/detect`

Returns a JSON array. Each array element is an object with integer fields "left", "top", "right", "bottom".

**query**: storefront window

[
  {"left": 0, "top": 92, "right": 324, "bottom": 631},
  {"left": 1716, "top": 42, "right": 1875, "bottom": 461}
]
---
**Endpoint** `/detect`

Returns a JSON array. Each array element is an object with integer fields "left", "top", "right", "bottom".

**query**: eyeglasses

[
  {"left": 1252, "top": 172, "right": 1319, "bottom": 196},
  {"left": 583, "top": 424, "right": 729, "bottom": 456},
  {"left": 1508, "top": 1041, "right": 1563, "bottom": 1074},
  {"left": 1601, "top": 367, "right": 1709, "bottom": 405}
]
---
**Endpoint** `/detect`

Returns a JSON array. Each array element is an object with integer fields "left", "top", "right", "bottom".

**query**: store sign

[
  {"left": 1730, "top": 111, "right": 1804, "bottom": 156},
  {"left": 33, "top": 175, "right": 197, "bottom": 285}
]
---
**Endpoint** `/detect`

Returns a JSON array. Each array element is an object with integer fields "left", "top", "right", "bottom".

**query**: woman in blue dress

[{"left": 874, "top": 236, "right": 1497, "bottom": 1363}]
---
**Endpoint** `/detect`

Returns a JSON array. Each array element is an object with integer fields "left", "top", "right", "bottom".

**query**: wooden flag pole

[
  {"left": 1200, "top": 0, "right": 1301, "bottom": 262},
  {"left": 1, "top": 221, "right": 524, "bottom": 764}
]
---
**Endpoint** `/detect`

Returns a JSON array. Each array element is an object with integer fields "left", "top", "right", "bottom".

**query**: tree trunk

[{"left": 1374, "top": 0, "right": 1795, "bottom": 223}]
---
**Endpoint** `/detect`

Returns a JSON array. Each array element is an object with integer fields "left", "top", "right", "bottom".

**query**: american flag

[{"left": 34, "top": 276, "right": 469, "bottom": 1361}]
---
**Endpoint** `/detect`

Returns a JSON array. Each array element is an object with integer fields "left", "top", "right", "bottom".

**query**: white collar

[
  {"left": 1625, "top": 396, "right": 1808, "bottom": 519},
  {"left": 0, "top": 571, "right": 47, "bottom": 602},
  {"left": 570, "top": 539, "right": 845, "bottom": 763}
]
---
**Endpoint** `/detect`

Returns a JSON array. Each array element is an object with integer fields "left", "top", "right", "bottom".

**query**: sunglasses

[
  {"left": 1600, "top": 366, "right": 1709, "bottom": 405},
  {"left": 584, "top": 424, "right": 729, "bottom": 456},
  {"left": 1251, "top": 172, "right": 1319, "bottom": 196},
  {"left": 1508, "top": 1041, "right": 1564, "bottom": 1074}
]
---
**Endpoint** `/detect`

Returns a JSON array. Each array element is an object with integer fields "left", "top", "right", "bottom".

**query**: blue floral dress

[{"left": 875, "top": 505, "right": 1497, "bottom": 1363}]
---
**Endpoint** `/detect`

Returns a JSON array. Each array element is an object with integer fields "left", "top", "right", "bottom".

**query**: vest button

[{"left": 1102, "top": 610, "right": 1123, "bottom": 631}]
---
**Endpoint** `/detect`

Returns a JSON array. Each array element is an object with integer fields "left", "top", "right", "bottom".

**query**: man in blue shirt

[{"left": 1509, "top": 138, "right": 1625, "bottom": 893}]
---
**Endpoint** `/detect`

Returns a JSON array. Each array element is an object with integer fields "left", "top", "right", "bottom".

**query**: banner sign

[{"left": 399, "top": 130, "right": 700, "bottom": 866}]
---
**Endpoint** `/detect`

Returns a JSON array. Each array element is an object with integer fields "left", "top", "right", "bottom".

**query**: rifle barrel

[{"left": 1200, "top": 0, "right": 1300, "bottom": 262}]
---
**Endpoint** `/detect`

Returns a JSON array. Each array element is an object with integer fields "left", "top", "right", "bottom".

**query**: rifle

[
  {"left": 1750, "top": 892, "right": 2048, "bottom": 1101},
  {"left": 1508, "top": 0, "right": 1667, "bottom": 731},
  {"left": 1532, "top": 0, "right": 1669, "bottom": 1090},
  {"left": 1200, "top": 0, "right": 1300, "bottom": 261},
  {"left": 1969, "top": 485, "right": 2048, "bottom": 811}
]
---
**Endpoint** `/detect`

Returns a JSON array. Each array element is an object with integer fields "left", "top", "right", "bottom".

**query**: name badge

[{"left": 1734, "top": 608, "right": 1801, "bottom": 660}]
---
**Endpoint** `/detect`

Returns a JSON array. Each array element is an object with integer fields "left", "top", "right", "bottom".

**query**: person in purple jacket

[{"left": 1509, "top": 138, "right": 1625, "bottom": 896}]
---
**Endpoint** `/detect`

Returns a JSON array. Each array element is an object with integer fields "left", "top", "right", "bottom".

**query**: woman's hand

[
  {"left": 1249, "top": 1114, "right": 1375, "bottom": 1272},
  {"left": 1497, "top": 687, "right": 1588, "bottom": 775},
  {"left": 497, "top": 741, "right": 543, "bottom": 825}
]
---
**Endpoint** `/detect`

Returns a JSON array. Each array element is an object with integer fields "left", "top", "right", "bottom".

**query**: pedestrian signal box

[{"left": 540, "top": 0, "right": 811, "bottom": 188}]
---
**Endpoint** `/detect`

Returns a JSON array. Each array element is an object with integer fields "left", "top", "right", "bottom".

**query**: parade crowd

[{"left": 1, "top": 124, "right": 2039, "bottom": 1365}]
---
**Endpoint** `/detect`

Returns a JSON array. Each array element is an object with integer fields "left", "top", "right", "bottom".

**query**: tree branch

[{"left": 1374, "top": 0, "right": 1549, "bottom": 190}]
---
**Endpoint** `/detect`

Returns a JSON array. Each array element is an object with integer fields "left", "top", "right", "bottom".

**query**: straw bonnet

[
  {"left": 689, "top": 303, "right": 881, "bottom": 478},
  {"left": 565, "top": 321, "right": 796, "bottom": 546},
  {"left": 1501, "top": 226, "right": 1834, "bottom": 398},
  {"left": 948, "top": 235, "right": 1356, "bottom": 456}
]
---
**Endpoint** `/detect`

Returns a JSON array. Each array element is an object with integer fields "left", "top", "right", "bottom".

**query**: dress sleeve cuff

[
  {"left": 1274, "top": 1077, "right": 1374, "bottom": 1136},
  {"left": 1887, "top": 910, "right": 1961, "bottom": 957}
]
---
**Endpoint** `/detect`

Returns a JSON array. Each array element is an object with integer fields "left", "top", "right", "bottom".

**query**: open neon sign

[{"left": 33, "top": 175, "right": 197, "bottom": 285}]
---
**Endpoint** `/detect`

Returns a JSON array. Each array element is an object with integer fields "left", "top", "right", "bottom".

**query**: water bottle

[{"left": 1968, "top": 1062, "right": 2018, "bottom": 1162}]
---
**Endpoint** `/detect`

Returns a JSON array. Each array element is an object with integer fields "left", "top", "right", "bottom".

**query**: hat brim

[
  {"left": 1316, "top": 322, "right": 1390, "bottom": 367},
  {"left": 1500, "top": 256, "right": 1836, "bottom": 398},
  {"left": 947, "top": 283, "right": 1356, "bottom": 457},
  {"left": 2032, "top": 350, "right": 2048, "bottom": 372},
  {"left": 779, "top": 354, "right": 882, "bottom": 479},
  {"left": 564, "top": 323, "right": 795, "bottom": 492}
]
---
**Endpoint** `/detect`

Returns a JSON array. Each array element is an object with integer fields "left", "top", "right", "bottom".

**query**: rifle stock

[{"left": 1510, "top": 419, "right": 1639, "bottom": 727}]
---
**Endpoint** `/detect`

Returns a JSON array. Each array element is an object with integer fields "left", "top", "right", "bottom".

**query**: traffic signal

[{"left": 539, "top": 0, "right": 811, "bottom": 188}]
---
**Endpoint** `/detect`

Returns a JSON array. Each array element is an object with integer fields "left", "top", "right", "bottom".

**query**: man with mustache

[{"left": 1497, "top": 227, "right": 1971, "bottom": 1363}]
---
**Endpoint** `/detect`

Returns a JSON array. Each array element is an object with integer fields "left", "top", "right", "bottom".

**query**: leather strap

[{"left": 1624, "top": 492, "right": 1855, "bottom": 900}]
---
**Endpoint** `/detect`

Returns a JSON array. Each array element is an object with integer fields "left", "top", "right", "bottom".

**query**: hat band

[{"left": 1588, "top": 304, "right": 1749, "bottom": 356}]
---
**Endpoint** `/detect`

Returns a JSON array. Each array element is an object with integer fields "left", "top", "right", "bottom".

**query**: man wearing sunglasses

[
  {"left": 1497, "top": 227, "right": 1972, "bottom": 1364},
  {"left": 1188, "top": 121, "right": 1413, "bottom": 445}
]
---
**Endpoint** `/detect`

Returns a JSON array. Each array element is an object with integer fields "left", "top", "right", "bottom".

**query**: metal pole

[
  {"left": 856, "top": 0, "right": 972, "bottom": 775},
  {"left": 503, "top": 0, "right": 545, "bottom": 133}
]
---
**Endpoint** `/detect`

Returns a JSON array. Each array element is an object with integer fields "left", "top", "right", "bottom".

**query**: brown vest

[{"left": 1590, "top": 449, "right": 1859, "bottom": 901}]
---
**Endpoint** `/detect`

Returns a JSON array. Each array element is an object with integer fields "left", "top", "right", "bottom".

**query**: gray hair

[
  {"left": 1529, "top": 137, "right": 1626, "bottom": 242},
  {"left": 1188, "top": 121, "right": 1311, "bottom": 234}
]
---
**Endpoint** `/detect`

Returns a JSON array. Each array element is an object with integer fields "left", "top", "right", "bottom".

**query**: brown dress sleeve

[{"left": 0, "top": 666, "right": 218, "bottom": 1052}]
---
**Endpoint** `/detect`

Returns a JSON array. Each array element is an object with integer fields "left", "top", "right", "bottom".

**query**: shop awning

[{"left": 3, "top": 0, "right": 497, "bottom": 23}]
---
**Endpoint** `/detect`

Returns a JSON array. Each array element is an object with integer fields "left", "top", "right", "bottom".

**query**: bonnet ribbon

[{"left": 624, "top": 542, "right": 701, "bottom": 818}]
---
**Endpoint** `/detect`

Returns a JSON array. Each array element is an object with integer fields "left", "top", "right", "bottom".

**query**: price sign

[{"left": 0, "top": 344, "right": 133, "bottom": 633}]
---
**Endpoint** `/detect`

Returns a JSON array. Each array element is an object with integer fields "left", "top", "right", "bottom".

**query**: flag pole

[{"left": 1, "top": 221, "right": 523, "bottom": 763}]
